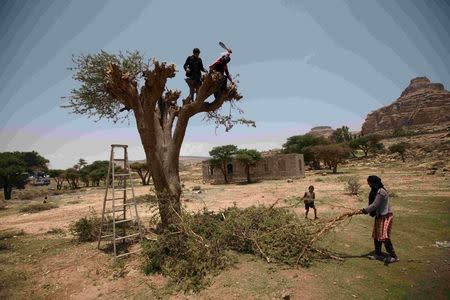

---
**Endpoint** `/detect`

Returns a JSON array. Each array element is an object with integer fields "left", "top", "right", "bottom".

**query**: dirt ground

[{"left": 1, "top": 158, "right": 449, "bottom": 299}]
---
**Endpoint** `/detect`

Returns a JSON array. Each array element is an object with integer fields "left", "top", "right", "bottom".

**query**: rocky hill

[
  {"left": 361, "top": 77, "right": 450, "bottom": 135},
  {"left": 307, "top": 126, "right": 335, "bottom": 139}
]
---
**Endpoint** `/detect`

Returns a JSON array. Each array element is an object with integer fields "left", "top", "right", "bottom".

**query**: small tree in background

[
  {"left": 65, "top": 168, "right": 80, "bottom": 189},
  {"left": 87, "top": 160, "right": 110, "bottom": 186},
  {"left": 48, "top": 169, "right": 65, "bottom": 190},
  {"left": 235, "top": 149, "right": 261, "bottom": 183},
  {"left": 307, "top": 144, "right": 351, "bottom": 173},
  {"left": 282, "top": 134, "right": 327, "bottom": 167},
  {"left": 331, "top": 126, "right": 353, "bottom": 143},
  {"left": 130, "top": 162, "right": 151, "bottom": 185},
  {"left": 349, "top": 135, "right": 383, "bottom": 157},
  {"left": 209, "top": 145, "right": 238, "bottom": 183},
  {"left": 389, "top": 142, "right": 408, "bottom": 162},
  {"left": 0, "top": 151, "right": 49, "bottom": 200}
]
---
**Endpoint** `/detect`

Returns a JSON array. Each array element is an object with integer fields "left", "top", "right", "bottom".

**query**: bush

[
  {"left": 142, "top": 206, "right": 322, "bottom": 292},
  {"left": 19, "top": 203, "right": 58, "bottom": 213},
  {"left": 69, "top": 210, "right": 100, "bottom": 242},
  {"left": 389, "top": 142, "right": 408, "bottom": 162},
  {"left": 344, "top": 176, "right": 361, "bottom": 195}
]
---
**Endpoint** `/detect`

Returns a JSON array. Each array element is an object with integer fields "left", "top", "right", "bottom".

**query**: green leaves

[
  {"left": 282, "top": 134, "right": 328, "bottom": 162},
  {"left": 64, "top": 50, "right": 147, "bottom": 122},
  {"left": 235, "top": 149, "right": 262, "bottom": 166}
]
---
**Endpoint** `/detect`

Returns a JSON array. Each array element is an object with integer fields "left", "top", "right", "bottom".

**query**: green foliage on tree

[
  {"left": 389, "top": 142, "right": 408, "bottom": 162},
  {"left": 235, "top": 149, "right": 262, "bottom": 183},
  {"left": 307, "top": 144, "right": 351, "bottom": 173},
  {"left": 209, "top": 145, "right": 238, "bottom": 183},
  {"left": 349, "top": 135, "right": 383, "bottom": 157},
  {"left": 0, "top": 151, "right": 49, "bottom": 200},
  {"left": 331, "top": 126, "right": 354, "bottom": 143},
  {"left": 130, "top": 162, "right": 151, "bottom": 185},
  {"left": 282, "top": 134, "right": 328, "bottom": 164},
  {"left": 65, "top": 168, "right": 80, "bottom": 189},
  {"left": 48, "top": 169, "right": 65, "bottom": 190}
]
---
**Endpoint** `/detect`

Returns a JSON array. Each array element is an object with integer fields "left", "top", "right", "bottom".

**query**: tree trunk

[
  {"left": 4, "top": 185, "right": 12, "bottom": 200},
  {"left": 246, "top": 165, "right": 251, "bottom": 183},
  {"left": 221, "top": 162, "right": 228, "bottom": 183}
]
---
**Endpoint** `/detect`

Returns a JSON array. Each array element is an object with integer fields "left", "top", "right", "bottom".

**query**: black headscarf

[{"left": 367, "top": 175, "right": 384, "bottom": 217}]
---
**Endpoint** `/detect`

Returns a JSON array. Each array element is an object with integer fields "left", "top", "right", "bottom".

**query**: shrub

[
  {"left": 389, "top": 142, "right": 408, "bottom": 162},
  {"left": 69, "top": 210, "right": 100, "bottom": 242},
  {"left": 19, "top": 203, "right": 58, "bottom": 213},
  {"left": 344, "top": 176, "right": 361, "bottom": 195}
]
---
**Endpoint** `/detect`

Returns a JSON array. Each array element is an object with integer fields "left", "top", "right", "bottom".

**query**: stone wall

[{"left": 202, "top": 153, "right": 305, "bottom": 183}]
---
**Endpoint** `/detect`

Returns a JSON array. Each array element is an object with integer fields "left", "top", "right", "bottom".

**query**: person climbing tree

[
  {"left": 209, "top": 48, "right": 233, "bottom": 98},
  {"left": 183, "top": 48, "right": 207, "bottom": 101}
]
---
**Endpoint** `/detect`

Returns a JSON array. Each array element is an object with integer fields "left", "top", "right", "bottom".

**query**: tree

[
  {"left": 331, "top": 126, "right": 353, "bottom": 143},
  {"left": 209, "top": 145, "right": 238, "bottom": 183},
  {"left": 235, "top": 149, "right": 261, "bottom": 183},
  {"left": 87, "top": 160, "right": 110, "bottom": 186},
  {"left": 78, "top": 158, "right": 88, "bottom": 169},
  {"left": 48, "top": 169, "right": 65, "bottom": 190},
  {"left": 0, "top": 151, "right": 49, "bottom": 200},
  {"left": 130, "top": 162, "right": 151, "bottom": 185},
  {"left": 65, "top": 168, "right": 80, "bottom": 189},
  {"left": 389, "top": 142, "right": 408, "bottom": 162},
  {"left": 282, "top": 134, "right": 327, "bottom": 167},
  {"left": 349, "top": 135, "right": 383, "bottom": 157},
  {"left": 307, "top": 144, "right": 351, "bottom": 173},
  {"left": 64, "top": 51, "right": 248, "bottom": 228}
]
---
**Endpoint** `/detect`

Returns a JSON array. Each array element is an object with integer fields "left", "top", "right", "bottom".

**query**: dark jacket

[{"left": 183, "top": 55, "right": 206, "bottom": 82}]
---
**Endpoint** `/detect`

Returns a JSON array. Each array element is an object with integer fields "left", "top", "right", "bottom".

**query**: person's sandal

[
  {"left": 367, "top": 253, "right": 384, "bottom": 260},
  {"left": 384, "top": 256, "right": 399, "bottom": 264}
]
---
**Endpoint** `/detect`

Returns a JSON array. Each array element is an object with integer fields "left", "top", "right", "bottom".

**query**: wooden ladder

[{"left": 97, "top": 144, "right": 143, "bottom": 258}]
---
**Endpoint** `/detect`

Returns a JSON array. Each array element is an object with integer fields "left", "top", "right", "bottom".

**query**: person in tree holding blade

[
  {"left": 361, "top": 175, "right": 399, "bottom": 264},
  {"left": 209, "top": 48, "right": 233, "bottom": 98},
  {"left": 184, "top": 48, "right": 207, "bottom": 101}
]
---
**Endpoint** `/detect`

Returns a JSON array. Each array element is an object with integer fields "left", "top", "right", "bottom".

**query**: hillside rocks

[
  {"left": 307, "top": 126, "right": 334, "bottom": 139},
  {"left": 362, "top": 77, "right": 450, "bottom": 135}
]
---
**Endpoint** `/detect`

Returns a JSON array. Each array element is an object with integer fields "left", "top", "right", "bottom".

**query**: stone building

[{"left": 202, "top": 153, "right": 305, "bottom": 183}]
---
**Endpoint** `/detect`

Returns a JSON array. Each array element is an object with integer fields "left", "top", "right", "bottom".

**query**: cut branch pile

[{"left": 142, "top": 205, "right": 362, "bottom": 291}]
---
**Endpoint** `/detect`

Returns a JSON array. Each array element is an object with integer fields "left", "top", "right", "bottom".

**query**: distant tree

[
  {"left": 0, "top": 151, "right": 49, "bottom": 200},
  {"left": 389, "top": 142, "right": 408, "bottom": 162},
  {"left": 130, "top": 162, "right": 151, "bottom": 185},
  {"left": 64, "top": 51, "right": 248, "bottom": 229},
  {"left": 235, "top": 149, "right": 261, "bottom": 183},
  {"left": 87, "top": 161, "right": 110, "bottom": 186},
  {"left": 282, "top": 134, "right": 328, "bottom": 165},
  {"left": 209, "top": 145, "right": 238, "bottom": 183},
  {"left": 349, "top": 135, "right": 383, "bottom": 157},
  {"left": 331, "top": 126, "right": 353, "bottom": 143},
  {"left": 48, "top": 169, "right": 65, "bottom": 190},
  {"left": 307, "top": 144, "right": 351, "bottom": 173},
  {"left": 65, "top": 168, "right": 80, "bottom": 189},
  {"left": 78, "top": 158, "right": 88, "bottom": 169}
]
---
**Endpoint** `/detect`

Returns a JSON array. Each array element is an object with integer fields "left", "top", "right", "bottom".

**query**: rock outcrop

[
  {"left": 361, "top": 77, "right": 450, "bottom": 135},
  {"left": 307, "top": 126, "right": 334, "bottom": 139}
]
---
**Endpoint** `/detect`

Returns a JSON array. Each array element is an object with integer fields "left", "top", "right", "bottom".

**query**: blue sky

[{"left": 1, "top": 0, "right": 449, "bottom": 168}]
